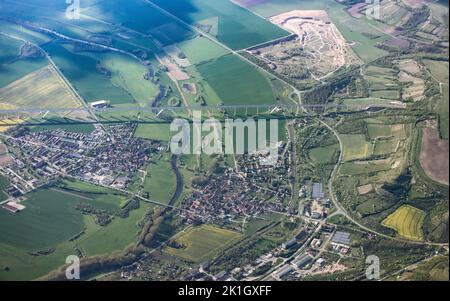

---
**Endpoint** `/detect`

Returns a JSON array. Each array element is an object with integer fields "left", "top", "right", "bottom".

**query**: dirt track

[{"left": 419, "top": 127, "right": 449, "bottom": 185}]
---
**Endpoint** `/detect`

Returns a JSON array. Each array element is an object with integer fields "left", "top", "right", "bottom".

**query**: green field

[
  {"left": 0, "top": 20, "right": 52, "bottom": 45},
  {"left": 164, "top": 224, "right": 242, "bottom": 262},
  {"left": 0, "top": 189, "right": 87, "bottom": 250},
  {"left": 134, "top": 123, "right": 172, "bottom": 141},
  {"left": 152, "top": 0, "right": 290, "bottom": 50},
  {"left": 309, "top": 144, "right": 339, "bottom": 164},
  {"left": 437, "top": 84, "right": 450, "bottom": 139},
  {"left": 42, "top": 42, "right": 133, "bottom": 104},
  {"left": 0, "top": 33, "right": 48, "bottom": 88},
  {"left": 96, "top": 53, "right": 160, "bottom": 107},
  {"left": 371, "top": 90, "right": 400, "bottom": 99},
  {"left": 367, "top": 123, "right": 405, "bottom": 139},
  {"left": 423, "top": 59, "right": 449, "bottom": 139},
  {"left": 365, "top": 65, "right": 397, "bottom": 78},
  {"left": 29, "top": 121, "right": 95, "bottom": 134},
  {"left": 403, "top": 256, "right": 449, "bottom": 281},
  {"left": 85, "top": 0, "right": 193, "bottom": 45},
  {"left": 144, "top": 154, "right": 176, "bottom": 204},
  {"left": 0, "top": 34, "right": 23, "bottom": 65},
  {"left": 373, "top": 140, "right": 398, "bottom": 155},
  {"left": 197, "top": 54, "right": 276, "bottom": 105},
  {"left": 343, "top": 98, "right": 402, "bottom": 108},
  {"left": 340, "top": 134, "right": 372, "bottom": 161},
  {"left": 57, "top": 179, "right": 131, "bottom": 208},
  {"left": 340, "top": 162, "right": 391, "bottom": 175},
  {"left": 382, "top": 205, "right": 425, "bottom": 241},
  {"left": 178, "top": 36, "right": 230, "bottom": 65},
  {"left": 0, "top": 185, "right": 150, "bottom": 280}
]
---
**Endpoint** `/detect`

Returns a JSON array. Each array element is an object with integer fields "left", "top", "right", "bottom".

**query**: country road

[
  {"left": 1, "top": 4, "right": 444, "bottom": 249},
  {"left": 318, "top": 119, "right": 448, "bottom": 247}
]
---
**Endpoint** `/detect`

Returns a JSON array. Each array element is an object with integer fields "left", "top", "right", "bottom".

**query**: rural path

[
  {"left": 378, "top": 254, "right": 445, "bottom": 281},
  {"left": 318, "top": 119, "right": 448, "bottom": 247},
  {"left": 288, "top": 68, "right": 447, "bottom": 248}
]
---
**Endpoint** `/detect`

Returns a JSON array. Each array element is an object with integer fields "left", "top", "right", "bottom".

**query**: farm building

[
  {"left": 292, "top": 254, "right": 314, "bottom": 269},
  {"left": 89, "top": 100, "right": 110, "bottom": 109},
  {"left": 276, "top": 264, "right": 293, "bottom": 278}
]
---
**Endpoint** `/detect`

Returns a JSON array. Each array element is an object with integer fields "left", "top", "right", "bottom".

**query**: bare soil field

[
  {"left": 420, "top": 127, "right": 449, "bottom": 185},
  {"left": 384, "top": 37, "right": 410, "bottom": 50},
  {"left": 182, "top": 83, "right": 197, "bottom": 94},
  {"left": 357, "top": 184, "right": 373, "bottom": 195},
  {"left": 156, "top": 53, "right": 190, "bottom": 81},
  {"left": 0, "top": 153, "right": 13, "bottom": 166},
  {"left": 163, "top": 44, "right": 191, "bottom": 67},
  {"left": 252, "top": 10, "right": 360, "bottom": 82}
]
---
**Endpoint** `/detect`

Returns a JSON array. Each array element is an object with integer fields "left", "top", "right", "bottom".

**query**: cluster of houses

[
  {"left": 2, "top": 123, "right": 165, "bottom": 193},
  {"left": 236, "top": 149, "right": 291, "bottom": 206},
  {"left": 180, "top": 149, "right": 291, "bottom": 224},
  {"left": 180, "top": 168, "right": 282, "bottom": 224}
]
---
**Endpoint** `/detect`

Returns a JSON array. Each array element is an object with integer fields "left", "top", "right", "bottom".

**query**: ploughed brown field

[{"left": 420, "top": 127, "right": 449, "bottom": 185}]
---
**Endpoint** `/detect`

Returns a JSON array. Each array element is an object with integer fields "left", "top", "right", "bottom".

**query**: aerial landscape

[{"left": 0, "top": 0, "right": 448, "bottom": 283}]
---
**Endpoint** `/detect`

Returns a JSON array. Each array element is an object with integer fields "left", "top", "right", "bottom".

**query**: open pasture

[
  {"left": 197, "top": 54, "right": 276, "bottom": 105},
  {"left": 367, "top": 123, "right": 405, "bottom": 140},
  {"left": 309, "top": 144, "right": 339, "bottom": 164},
  {"left": 0, "top": 184, "right": 149, "bottom": 280},
  {"left": 97, "top": 53, "right": 160, "bottom": 107},
  {"left": 423, "top": 59, "right": 449, "bottom": 139},
  {"left": 340, "top": 134, "right": 372, "bottom": 161},
  {"left": 373, "top": 140, "right": 398, "bottom": 155},
  {"left": 340, "top": 161, "right": 391, "bottom": 175},
  {"left": 151, "top": 0, "right": 290, "bottom": 50},
  {"left": 382, "top": 205, "right": 425, "bottom": 241},
  {"left": 144, "top": 154, "right": 176, "bottom": 204},
  {"left": 43, "top": 42, "right": 133, "bottom": 105},
  {"left": 164, "top": 224, "right": 242, "bottom": 262},
  {"left": 85, "top": 0, "right": 194, "bottom": 45},
  {"left": 0, "top": 34, "right": 48, "bottom": 88},
  {"left": 178, "top": 36, "right": 230, "bottom": 65}
]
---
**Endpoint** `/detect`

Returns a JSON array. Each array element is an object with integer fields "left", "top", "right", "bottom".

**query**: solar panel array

[
  {"left": 331, "top": 231, "right": 351, "bottom": 246},
  {"left": 312, "top": 182, "right": 324, "bottom": 198}
]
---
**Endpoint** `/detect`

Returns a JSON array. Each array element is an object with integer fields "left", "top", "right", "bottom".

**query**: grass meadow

[{"left": 164, "top": 224, "right": 242, "bottom": 262}]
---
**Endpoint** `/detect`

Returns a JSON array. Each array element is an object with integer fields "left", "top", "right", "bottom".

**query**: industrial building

[
  {"left": 89, "top": 100, "right": 110, "bottom": 109},
  {"left": 292, "top": 254, "right": 313, "bottom": 269},
  {"left": 331, "top": 231, "right": 351, "bottom": 247}
]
